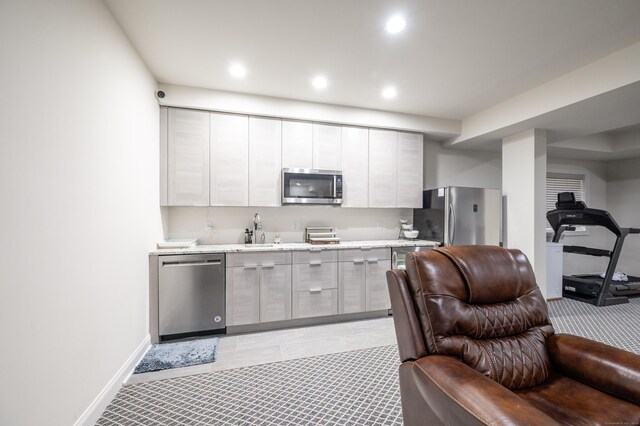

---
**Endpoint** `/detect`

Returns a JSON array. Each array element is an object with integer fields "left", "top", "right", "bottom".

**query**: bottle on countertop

[
  {"left": 244, "top": 228, "right": 252, "bottom": 244},
  {"left": 274, "top": 232, "right": 281, "bottom": 244}
]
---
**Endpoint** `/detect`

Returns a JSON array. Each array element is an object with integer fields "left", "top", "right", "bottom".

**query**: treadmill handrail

[
  {"left": 547, "top": 207, "right": 623, "bottom": 236},
  {"left": 563, "top": 245, "right": 611, "bottom": 257}
]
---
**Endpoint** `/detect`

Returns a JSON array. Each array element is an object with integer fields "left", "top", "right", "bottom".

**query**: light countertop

[{"left": 150, "top": 239, "right": 440, "bottom": 255}]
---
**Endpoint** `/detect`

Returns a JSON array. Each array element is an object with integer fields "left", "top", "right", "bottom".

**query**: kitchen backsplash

[{"left": 165, "top": 206, "right": 414, "bottom": 244}]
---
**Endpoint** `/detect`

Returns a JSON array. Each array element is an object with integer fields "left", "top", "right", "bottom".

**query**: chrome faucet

[{"left": 253, "top": 213, "right": 264, "bottom": 244}]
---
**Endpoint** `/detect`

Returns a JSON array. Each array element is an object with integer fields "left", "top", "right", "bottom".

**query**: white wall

[
  {"left": 606, "top": 157, "right": 640, "bottom": 276},
  {"left": 167, "top": 206, "right": 413, "bottom": 244},
  {"left": 423, "top": 140, "right": 502, "bottom": 189},
  {"left": 0, "top": 1, "right": 161, "bottom": 424}
]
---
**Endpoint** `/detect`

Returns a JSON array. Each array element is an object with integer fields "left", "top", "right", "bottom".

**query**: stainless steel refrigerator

[{"left": 413, "top": 187, "right": 502, "bottom": 246}]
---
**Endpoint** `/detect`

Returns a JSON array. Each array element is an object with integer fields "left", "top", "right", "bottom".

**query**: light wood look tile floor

[{"left": 127, "top": 316, "right": 397, "bottom": 385}]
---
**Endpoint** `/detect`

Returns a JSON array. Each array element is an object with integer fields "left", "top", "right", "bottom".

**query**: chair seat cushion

[{"left": 515, "top": 373, "right": 640, "bottom": 425}]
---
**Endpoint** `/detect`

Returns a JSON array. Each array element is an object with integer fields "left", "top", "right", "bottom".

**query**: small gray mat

[{"left": 134, "top": 337, "right": 219, "bottom": 374}]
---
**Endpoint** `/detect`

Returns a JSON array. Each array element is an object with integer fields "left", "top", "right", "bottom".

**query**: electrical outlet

[{"left": 292, "top": 221, "right": 302, "bottom": 231}]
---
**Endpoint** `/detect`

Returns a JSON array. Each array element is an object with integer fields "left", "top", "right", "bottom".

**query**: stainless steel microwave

[{"left": 282, "top": 168, "right": 343, "bottom": 205}]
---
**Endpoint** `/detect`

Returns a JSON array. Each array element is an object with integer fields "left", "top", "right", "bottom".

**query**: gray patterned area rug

[
  {"left": 547, "top": 296, "right": 640, "bottom": 354},
  {"left": 99, "top": 297, "right": 640, "bottom": 425},
  {"left": 100, "top": 344, "right": 402, "bottom": 425},
  {"left": 134, "top": 337, "right": 220, "bottom": 374}
]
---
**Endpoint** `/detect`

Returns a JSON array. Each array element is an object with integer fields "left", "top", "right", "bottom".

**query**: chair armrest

[
  {"left": 386, "top": 269, "right": 428, "bottom": 361},
  {"left": 412, "top": 356, "right": 559, "bottom": 426},
  {"left": 547, "top": 333, "right": 640, "bottom": 405}
]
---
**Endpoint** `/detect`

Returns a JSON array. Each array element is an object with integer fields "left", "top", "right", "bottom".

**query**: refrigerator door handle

[{"left": 449, "top": 202, "right": 456, "bottom": 245}]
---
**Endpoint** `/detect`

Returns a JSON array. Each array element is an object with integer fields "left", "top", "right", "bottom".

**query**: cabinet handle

[
  {"left": 361, "top": 246, "right": 372, "bottom": 250},
  {"left": 309, "top": 288, "right": 322, "bottom": 293},
  {"left": 309, "top": 260, "right": 322, "bottom": 266},
  {"left": 243, "top": 264, "right": 258, "bottom": 269},
  {"left": 261, "top": 263, "right": 275, "bottom": 268},
  {"left": 367, "top": 258, "right": 378, "bottom": 263},
  {"left": 309, "top": 248, "right": 322, "bottom": 252},
  {"left": 353, "top": 259, "right": 365, "bottom": 264}
]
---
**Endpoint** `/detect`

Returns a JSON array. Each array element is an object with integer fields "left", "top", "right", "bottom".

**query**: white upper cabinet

[
  {"left": 167, "top": 108, "right": 210, "bottom": 206},
  {"left": 368, "top": 129, "right": 398, "bottom": 208},
  {"left": 249, "top": 117, "right": 282, "bottom": 206},
  {"left": 162, "top": 107, "right": 424, "bottom": 209},
  {"left": 341, "top": 126, "right": 369, "bottom": 208},
  {"left": 312, "top": 123, "right": 342, "bottom": 170},
  {"left": 210, "top": 112, "right": 249, "bottom": 206},
  {"left": 396, "top": 132, "right": 424, "bottom": 208},
  {"left": 281, "top": 120, "right": 313, "bottom": 169}
]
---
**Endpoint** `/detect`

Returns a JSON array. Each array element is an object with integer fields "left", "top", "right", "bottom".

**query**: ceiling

[{"left": 105, "top": 0, "right": 640, "bottom": 120}]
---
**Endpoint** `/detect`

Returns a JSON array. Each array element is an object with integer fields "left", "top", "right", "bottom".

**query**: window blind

[{"left": 546, "top": 173, "right": 585, "bottom": 231}]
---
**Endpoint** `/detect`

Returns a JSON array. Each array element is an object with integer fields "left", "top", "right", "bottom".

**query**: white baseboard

[{"left": 75, "top": 335, "right": 151, "bottom": 426}]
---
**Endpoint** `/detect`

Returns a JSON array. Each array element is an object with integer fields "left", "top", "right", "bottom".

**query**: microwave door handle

[{"left": 333, "top": 175, "right": 337, "bottom": 198}]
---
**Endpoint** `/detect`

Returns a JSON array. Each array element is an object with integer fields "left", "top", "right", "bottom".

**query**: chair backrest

[{"left": 402, "top": 245, "right": 555, "bottom": 390}]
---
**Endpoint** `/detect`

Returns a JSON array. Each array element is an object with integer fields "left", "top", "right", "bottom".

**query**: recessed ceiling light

[
  {"left": 386, "top": 15, "right": 406, "bottom": 34},
  {"left": 312, "top": 75, "right": 328, "bottom": 90},
  {"left": 229, "top": 63, "right": 247, "bottom": 79},
  {"left": 382, "top": 86, "right": 397, "bottom": 99}
]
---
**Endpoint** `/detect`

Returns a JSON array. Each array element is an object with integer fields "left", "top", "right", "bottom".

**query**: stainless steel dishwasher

[{"left": 158, "top": 253, "right": 225, "bottom": 339}]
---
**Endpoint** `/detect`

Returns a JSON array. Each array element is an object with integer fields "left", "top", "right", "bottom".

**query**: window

[{"left": 546, "top": 172, "right": 587, "bottom": 234}]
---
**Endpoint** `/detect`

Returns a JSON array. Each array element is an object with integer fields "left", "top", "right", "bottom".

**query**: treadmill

[{"left": 547, "top": 192, "right": 640, "bottom": 307}]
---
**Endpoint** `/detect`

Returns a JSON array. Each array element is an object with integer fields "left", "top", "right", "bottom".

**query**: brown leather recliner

[{"left": 386, "top": 245, "right": 640, "bottom": 426}]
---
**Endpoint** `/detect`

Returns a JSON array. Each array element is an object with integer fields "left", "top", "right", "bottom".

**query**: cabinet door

[
  {"left": 226, "top": 266, "right": 260, "bottom": 326},
  {"left": 338, "top": 260, "right": 366, "bottom": 314},
  {"left": 259, "top": 264, "right": 292, "bottom": 322},
  {"left": 341, "top": 126, "right": 369, "bottom": 208},
  {"left": 366, "top": 259, "right": 392, "bottom": 311},
  {"left": 160, "top": 107, "right": 168, "bottom": 206},
  {"left": 282, "top": 120, "right": 313, "bottom": 168},
  {"left": 368, "top": 129, "right": 397, "bottom": 208},
  {"left": 312, "top": 123, "right": 342, "bottom": 170},
  {"left": 249, "top": 117, "right": 282, "bottom": 206},
  {"left": 396, "top": 132, "right": 424, "bottom": 208},
  {"left": 210, "top": 112, "right": 249, "bottom": 206},
  {"left": 167, "top": 108, "right": 210, "bottom": 206}
]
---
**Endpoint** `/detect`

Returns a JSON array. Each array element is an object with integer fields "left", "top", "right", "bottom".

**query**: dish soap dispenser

[{"left": 274, "top": 232, "right": 281, "bottom": 244}]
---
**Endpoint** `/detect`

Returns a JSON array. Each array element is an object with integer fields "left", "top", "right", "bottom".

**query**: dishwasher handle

[{"left": 162, "top": 259, "right": 222, "bottom": 267}]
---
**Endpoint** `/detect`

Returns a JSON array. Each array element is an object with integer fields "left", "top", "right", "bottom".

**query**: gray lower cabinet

[
  {"left": 338, "top": 260, "right": 366, "bottom": 313},
  {"left": 226, "top": 266, "right": 260, "bottom": 326},
  {"left": 365, "top": 259, "right": 392, "bottom": 310},
  {"left": 292, "top": 249, "right": 338, "bottom": 318},
  {"left": 338, "top": 248, "right": 391, "bottom": 312},
  {"left": 259, "top": 264, "right": 292, "bottom": 322},
  {"left": 226, "top": 252, "right": 292, "bottom": 326}
]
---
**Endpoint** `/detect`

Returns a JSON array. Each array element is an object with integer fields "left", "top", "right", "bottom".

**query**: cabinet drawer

[
  {"left": 292, "top": 288, "right": 338, "bottom": 318},
  {"left": 293, "top": 262, "right": 338, "bottom": 291},
  {"left": 226, "top": 251, "right": 291, "bottom": 268},
  {"left": 338, "top": 248, "right": 390, "bottom": 262},
  {"left": 292, "top": 249, "right": 338, "bottom": 264}
]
